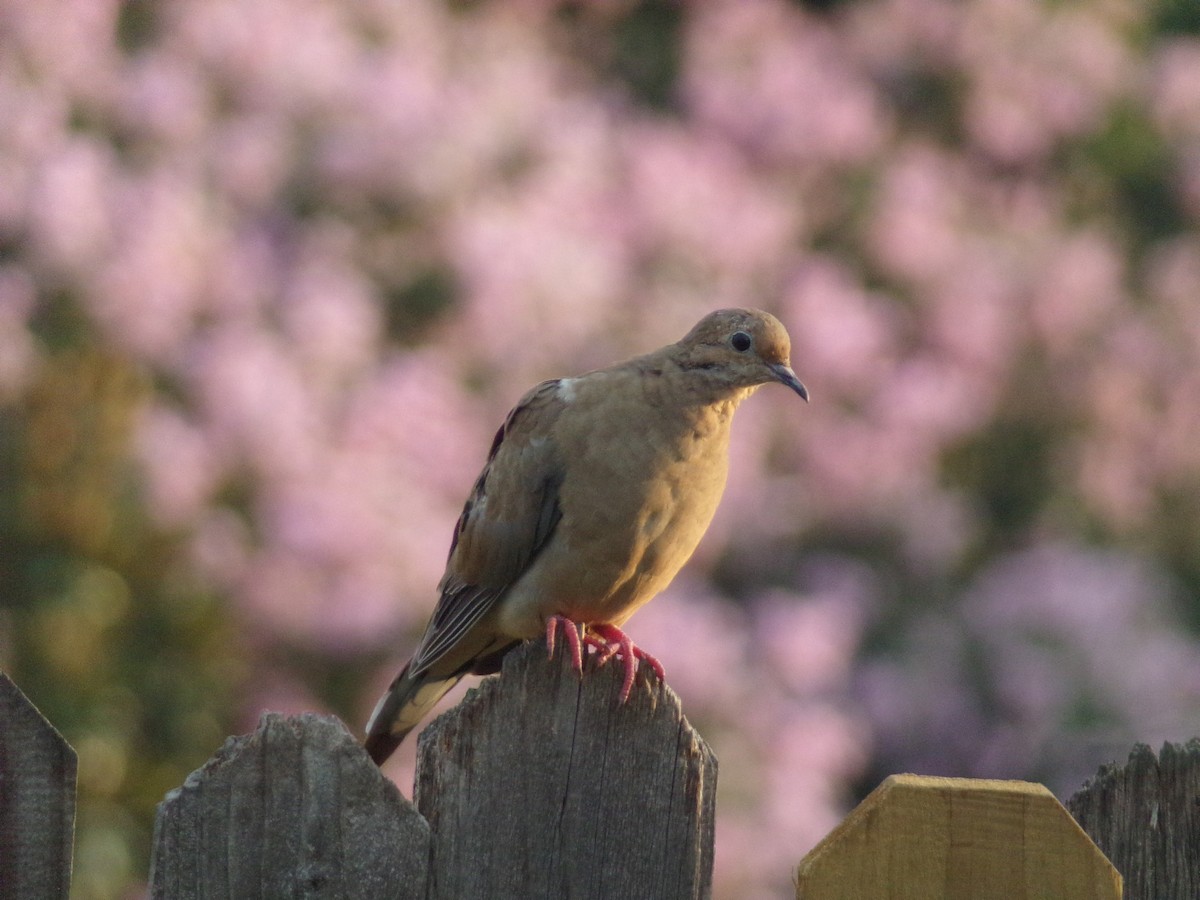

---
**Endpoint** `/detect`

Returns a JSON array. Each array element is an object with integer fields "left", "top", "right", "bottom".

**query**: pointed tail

[{"left": 364, "top": 662, "right": 463, "bottom": 765}]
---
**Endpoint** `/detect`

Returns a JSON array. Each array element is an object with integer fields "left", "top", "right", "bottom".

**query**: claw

[
  {"left": 545, "top": 615, "right": 584, "bottom": 676},
  {"left": 584, "top": 623, "right": 665, "bottom": 703},
  {"left": 545, "top": 616, "right": 664, "bottom": 701}
]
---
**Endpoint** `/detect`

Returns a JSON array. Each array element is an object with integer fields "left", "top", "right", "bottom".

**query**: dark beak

[{"left": 770, "top": 363, "right": 809, "bottom": 402}]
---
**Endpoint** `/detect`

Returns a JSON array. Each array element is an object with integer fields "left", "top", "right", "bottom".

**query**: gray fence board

[
  {"left": 149, "top": 712, "right": 429, "bottom": 899},
  {"left": 0, "top": 672, "right": 77, "bottom": 900},
  {"left": 1068, "top": 739, "right": 1200, "bottom": 900},
  {"left": 415, "top": 640, "right": 717, "bottom": 900}
]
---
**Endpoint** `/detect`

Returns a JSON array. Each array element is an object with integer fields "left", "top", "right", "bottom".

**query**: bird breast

[{"left": 498, "top": 381, "right": 737, "bottom": 635}]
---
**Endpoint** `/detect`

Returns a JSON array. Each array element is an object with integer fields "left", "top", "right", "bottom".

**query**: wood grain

[
  {"left": 0, "top": 673, "right": 77, "bottom": 900},
  {"left": 1068, "top": 740, "right": 1200, "bottom": 900},
  {"left": 415, "top": 639, "right": 717, "bottom": 900},
  {"left": 149, "top": 713, "right": 429, "bottom": 899},
  {"left": 796, "top": 774, "right": 1120, "bottom": 899}
]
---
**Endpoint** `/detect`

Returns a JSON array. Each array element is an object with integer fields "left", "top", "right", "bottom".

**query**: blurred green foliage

[{"left": 1, "top": 344, "right": 242, "bottom": 896}]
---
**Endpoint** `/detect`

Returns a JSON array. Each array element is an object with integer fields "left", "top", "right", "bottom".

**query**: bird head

[{"left": 675, "top": 308, "right": 809, "bottom": 401}]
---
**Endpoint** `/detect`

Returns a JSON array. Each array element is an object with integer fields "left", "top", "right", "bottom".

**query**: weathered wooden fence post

[
  {"left": 1068, "top": 739, "right": 1200, "bottom": 900},
  {"left": 0, "top": 673, "right": 77, "bottom": 900},
  {"left": 415, "top": 640, "right": 717, "bottom": 899},
  {"left": 148, "top": 713, "right": 430, "bottom": 899}
]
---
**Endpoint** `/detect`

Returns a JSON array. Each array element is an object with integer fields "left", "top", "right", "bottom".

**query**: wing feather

[{"left": 409, "top": 380, "right": 566, "bottom": 678}]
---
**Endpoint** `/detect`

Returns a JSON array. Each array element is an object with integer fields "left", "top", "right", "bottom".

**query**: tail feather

[{"left": 364, "top": 663, "right": 462, "bottom": 765}]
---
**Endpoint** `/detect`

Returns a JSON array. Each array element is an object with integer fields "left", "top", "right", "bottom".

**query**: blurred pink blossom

[
  {"left": 869, "top": 143, "right": 970, "bottom": 285},
  {"left": 1151, "top": 38, "right": 1200, "bottom": 140},
  {"left": 755, "top": 588, "right": 864, "bottom": 696},
  {"left": 685, "top": 0, "right": 888, "bottom": 166},
  {"left": 135, "top": 405, "right": 224, "bottom": 527},
  {"left": 1030, "top": 230, "right": 1125, "bottom": 358},
  {"left": 783, "top": 258, "right": 900, "bottom": 398},
  {"left": 959, "top": 0, "right": 1130, "bottom": 163},
  {"left": 624, "top": 123, "right": 799, "bottom": 277},
  {"left": 26, "top": 138, "right": 116, "bottom": 275},
  {"left": 118, "top": 53, "right": 213, "bottom": 147},
  {"left": 93, "top": 174, "right": 221, "bottom": 361}
]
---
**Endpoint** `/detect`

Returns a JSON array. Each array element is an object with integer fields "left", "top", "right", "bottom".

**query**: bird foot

[
  {"left": 583, "top": 623, "right": 665, "bottom": 703},
  {"left": 545, "top": 614, "right": 584, "bottom": 675},
  {"left": 545, "top": 616, "right": 664, "bottom": 702}
]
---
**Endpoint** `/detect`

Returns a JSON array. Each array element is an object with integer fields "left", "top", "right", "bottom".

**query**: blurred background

[{"left": 3, "top": 0, "right": 1200, "bottom": 896}]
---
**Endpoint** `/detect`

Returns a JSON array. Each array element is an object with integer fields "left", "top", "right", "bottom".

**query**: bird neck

[
  {"left": 626, "top": 352, "right": 760, "bottom": 408},
  {"left": 672, "top": 366, "right": 760, "bottom": 410},
  {"left": 645, "top": 373, "right": 755, "bottom": 427}
]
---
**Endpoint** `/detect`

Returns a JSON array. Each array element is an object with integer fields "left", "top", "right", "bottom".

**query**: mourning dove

[{"left": 365, "top": 308, "right": 807, "bottom": 765}]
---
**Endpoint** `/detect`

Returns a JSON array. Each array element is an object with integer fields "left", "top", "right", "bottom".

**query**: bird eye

[{"left": 730, "top": 331, "right": 752, "bottom": 352}]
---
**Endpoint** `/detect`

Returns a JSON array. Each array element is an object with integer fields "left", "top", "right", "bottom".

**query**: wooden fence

[{"left": 2, "top": 644, "right": 1199, "bottom": 898}]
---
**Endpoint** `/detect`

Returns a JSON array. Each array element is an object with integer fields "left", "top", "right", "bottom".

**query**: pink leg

[
  {"left": 545, "top": 615, "right": 584, "bottom": 676},
  {"left": 583, "top": 623, "right": 665, "bottom": 703}
]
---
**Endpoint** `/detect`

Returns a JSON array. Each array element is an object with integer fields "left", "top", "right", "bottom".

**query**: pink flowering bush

[{"left": 4, "top": 0, "right": 1200, "bottom": 897}]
